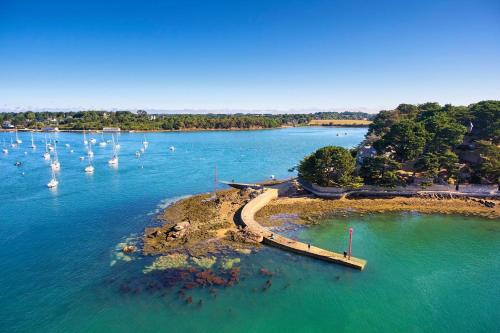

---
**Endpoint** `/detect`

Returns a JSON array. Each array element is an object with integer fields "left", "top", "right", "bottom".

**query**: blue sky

[{"left": 0, "top": 0, "right": 499, "bottom": 112}]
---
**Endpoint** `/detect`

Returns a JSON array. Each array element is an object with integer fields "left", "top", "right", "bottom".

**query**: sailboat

[
  {"left": 142, "top": 134, "right": 149, "bottom": 148},
  {"left": 10, "top": 137, "right": 17, "bottom": 148},
  {"left": 87, "top": 143, "right": 94, "bottom": 158},
  {"left": 83, "top": 128, "right": 88, "bottom": 145},
  {"left": 108, "top": 134, "right": 119, "bottom": 165},
  {"left": 115, "top": 135, "right": 121, "bottom": 150},
  {"left": 47, "top": 169, "right": 58, "bottom": 188},
  {"left": 99, "top": 132, "right": 107, "bottom": 147},
  {"left": 43, "top": 135, "right": 50, "bottom": 160},
  {"left": 15, "top": 129, "right": 22, "bottom": 144},
  {"left": 29, "top": 132, "right": 36, "bottom": 149},
  {"left": 169, "top": 146, "right": 175, "bottom": 152},
  {"left": 84, "top": 147, "right": 94, "bottom": 173},
  {"left": 51, "top": 143, "right": 61, "bottom": 171}
]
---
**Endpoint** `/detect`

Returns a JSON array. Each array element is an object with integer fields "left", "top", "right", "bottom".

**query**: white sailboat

[
  {"left": 83, "top": 128, "right": 88, "bottom": 145},
  {"left": 89, "top": 137, "right": 97, "bottom": 144},
  {"left": 48, "top": 139, "right": 54, "bottom": 151},
  {"left": 169, "top": 146, "right": 175, "bottom": 152},
  {"left": 142, "top": 134, "right": 149, "bottom": 148},
  {"left": 115, "top": 135, "right": 121, "bottom": 150},
  {"left": 86, "top": 137, "right": 95, "bottom": 158},
  {"left": 108, "top": 134, "right": 119, "bottom": 165},
  {"left": 84, "top": 148, "right": 94, "bottom": 173},
  {"left": 15, "top": 129, "right": 22, "bottom": 144},
  {"left": 10, "top": 137, "right": 17, "bottom": 148},
  {"left": 47, "top": 169, "right": 58, "bottom": 188},
  {"left": 51, "top": 143, "right": 61, "bottom": 171},
  {"left": 29, "top": 132, "right": 36, "bottom": 149},
  {"left": 99, "top": 132, "right": 107, "bottom": 147},
  {"left": 43, "top": 135, "right": 50, "bottom": 160}
]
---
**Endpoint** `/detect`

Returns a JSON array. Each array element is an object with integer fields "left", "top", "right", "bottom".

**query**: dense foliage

[
  {"left": 299, "top": 100, "right": 499, "bottom": 188},
  {"left": 0, "top": 110, "right": 374, "bottom": 131},
  {"left": 298, "top": 146, "right": 361, "bottom": 187},
  {"left": 365, "top": 100, "right": 499, "bottom": 185}
]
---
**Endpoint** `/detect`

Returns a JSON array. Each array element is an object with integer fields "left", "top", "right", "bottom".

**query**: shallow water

[{"left": 0, "top": 127, "right": 498, "bottom": 332}]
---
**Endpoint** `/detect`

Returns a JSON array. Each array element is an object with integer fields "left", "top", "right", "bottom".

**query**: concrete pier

[{"left": 240, "top": 188, "right": 367, "bottom": 270}]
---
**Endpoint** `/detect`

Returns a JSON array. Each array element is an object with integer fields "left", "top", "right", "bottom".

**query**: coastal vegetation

[
  {"left": 0, "top": 110, "right": 373, "bottom": 131},
  {"left": 298, "top": 146, "right": 361, "bottom": 187},
  {"left": 299, "top": 100, "right": 500, "bottom": 187}
]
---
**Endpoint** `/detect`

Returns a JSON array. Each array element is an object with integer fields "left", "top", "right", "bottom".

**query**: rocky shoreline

[
  {"left": 143, "top": 183, "right": 498, "bottom": 257},
  {"left": 143, "top": 188, "right": 266, "bottom": 258}
]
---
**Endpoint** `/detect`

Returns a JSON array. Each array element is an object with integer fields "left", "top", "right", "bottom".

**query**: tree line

[{"left": 0, "top": 110, "right": 374, "bottom": 131}]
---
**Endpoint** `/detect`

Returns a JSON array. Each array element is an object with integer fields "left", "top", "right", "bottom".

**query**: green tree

[
  {"left": 298, "top": 146, "right": 360, "bottom": 187},
  {"left": 415, "top": 153, "right": 440, "bottom": 178},
  {"left": 469, "top": 101, "right": 500, "bottom": 144},
  {"left": 359, "top": 155, "right": 403, "bottom": 187},
  {"left": 438, "top": 150, "right": 459, "bottom": 181},
  {"left": 475, "top": 141, "right": 500, "bottom": 184},
  {"left": 376, "top": 120, "right": 428, "bottom": 162},
  {"left": 423, "top": 113, "right": 467, "bottom": 153}
]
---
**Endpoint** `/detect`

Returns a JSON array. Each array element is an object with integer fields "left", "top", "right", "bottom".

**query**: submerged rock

[
  {"left": 143, "top": 253, "right": 189, "bottom": 273},
  {"left": 192, "top": 256, "right": 217, "bottom": 269},
  {"left": 222, "top": 258, "right": 240, "bottom": 269}
]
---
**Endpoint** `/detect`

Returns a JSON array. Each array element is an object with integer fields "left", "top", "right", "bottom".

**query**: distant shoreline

[{"left": 0, "top": 124, "right": 370, "bottom": 133}]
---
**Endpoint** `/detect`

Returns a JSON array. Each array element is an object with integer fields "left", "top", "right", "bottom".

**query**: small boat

[
  {"left": 83, "top": 128, "right": 88, "bottom": 145},
  {"left": 79, "top": 156, "right": 85, "bottom": 161},
  {"left": 47, "top": 170, "right": 58, "bottom": 188},
  {"left": 43, "top": 137, "right": 51, "bottom": 160},
  {"left": 65, "top": 143, "right": 70, "bottom": 148},
  {"left": 10, "top": 138, "right": 17, "bottom": 148},
  {"left": 89, "top": 138, "right": 97, "bottom": 144},
  {"left": 70, "top": 149, "right": 74, "bottom": 153},
  {"left": 99, "top": 132, "right": 107, "bottom": 147},
  {"left": 15, "top": 161, "right": 22, "bottom": 167},
  {"left": 142, "top": 134, "right": 149, "bottom": 147},
  {"left": 139, "top": 147, "right": 145, "bottom": 153},
  {"left": 51, "top": 160, "right": 61, "bottom": 171},
  {"left": 51, "top": 143, "right": 61, "bottom": 171},
  {"left": 108, "top": 155, "right": 118, "bottom": 165},
  {"left": 85, "top": 143, "right": 94, "bottom": 173},
  {"left": 169, "top": 146, "right": 175, "bottom": 151},
  {"left": 135, "top": 151, "right": 141, "bottom": 157},
  {"left": 15, "top": 129, "right": 22, "bottom": 144},
  {"left": 108, "top": 135, "right": 119, "bottom": 165},
  {"left": 29, "top": 132, "right": 36, "bottom": 149}
]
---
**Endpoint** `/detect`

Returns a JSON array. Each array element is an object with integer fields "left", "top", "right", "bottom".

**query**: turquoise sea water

[{"left": 0, "top": 127, "right": 498, "bottom": 332}]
